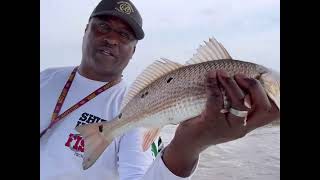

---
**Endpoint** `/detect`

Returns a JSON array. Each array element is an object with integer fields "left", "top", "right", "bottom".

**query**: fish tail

[
  {"left": 260, "top": 69, "right": 280, "bottom": 110},
  {"left": 75, "top": 122, "right": 115, "bottom": 170}
]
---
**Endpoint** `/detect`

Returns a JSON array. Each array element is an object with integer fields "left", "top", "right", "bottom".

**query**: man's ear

[
  {"left": 133, "top": 45, "right": 136, "bottom": 54},
  {"left": 85, "top": 24, "right": 89, "bottom": 32},
  {"left": 129, "top": 44, "right": 136, "bottom": 60}
]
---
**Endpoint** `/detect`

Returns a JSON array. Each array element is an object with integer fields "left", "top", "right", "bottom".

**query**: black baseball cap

[{"left": 90, "top": 0, "right": 144, "bottom": 40}]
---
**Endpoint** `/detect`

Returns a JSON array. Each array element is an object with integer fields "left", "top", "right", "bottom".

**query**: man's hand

[{"left": 162, "top": 70, "right": 280, "bottom": 177}]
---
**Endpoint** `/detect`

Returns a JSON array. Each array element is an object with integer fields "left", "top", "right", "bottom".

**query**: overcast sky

[{"left": 40, "top": 0, "right": 280, "bottom": 84}]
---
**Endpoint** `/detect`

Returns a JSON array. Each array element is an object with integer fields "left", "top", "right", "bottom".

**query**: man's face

[{"left": 81, "top": 16, "right": 137, "bottom": 77}]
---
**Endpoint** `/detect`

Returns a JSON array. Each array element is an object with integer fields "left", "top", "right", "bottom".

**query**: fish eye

[
  {"left": 99, "top": 125, "right": 103, "bottom": 132},
  {"left": 118, "top": 113, "right": 122, "bottom": 119},
  {"left": 167, "top": 77, "right": 173, "bottom": 83}
]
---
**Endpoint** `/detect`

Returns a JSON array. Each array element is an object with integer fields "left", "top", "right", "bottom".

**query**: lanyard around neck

[{"left": 40, "top": 67, "right": 121, "bottom": 138}]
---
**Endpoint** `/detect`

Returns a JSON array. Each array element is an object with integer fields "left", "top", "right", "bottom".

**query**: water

[{"left": 160, "top": 124, "right": 280, "bottom": 180}]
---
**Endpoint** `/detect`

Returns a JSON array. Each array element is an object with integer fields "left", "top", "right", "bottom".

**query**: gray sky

[{"left": 41, "top": 0, "right": 280, "bottom": 84}]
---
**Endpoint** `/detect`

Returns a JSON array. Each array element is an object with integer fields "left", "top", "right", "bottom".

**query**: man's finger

[
  {"left": 234, "top": 74, "right": 271, "bottom": 112},
  {"left": 217, "top": 70, "right": 246, "bottom": 110},
  {"left": 205, "top": 71, "right": 224, "bottom": 113}
]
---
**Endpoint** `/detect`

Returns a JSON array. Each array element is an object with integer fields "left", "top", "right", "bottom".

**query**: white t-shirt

[{"left": 40, "top": 66, "right": 196, "bottom": 180}]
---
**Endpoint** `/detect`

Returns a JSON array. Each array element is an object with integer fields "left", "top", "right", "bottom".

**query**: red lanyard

[{"left": 40, "top": 67, "right": 121, "bottom": 138}]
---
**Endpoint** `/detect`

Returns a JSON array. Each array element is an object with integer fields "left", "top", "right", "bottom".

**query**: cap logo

[{"left": 116, "top": 1, "right": 134, "bottom": 14}]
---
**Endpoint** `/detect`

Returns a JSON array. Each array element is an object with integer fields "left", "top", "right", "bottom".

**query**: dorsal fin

[
  {"left": 185, "top": 37, "right": 233, "bottom": 65},
  {"left": 120, "top": 58, "right": 183, "bottom": 110}
]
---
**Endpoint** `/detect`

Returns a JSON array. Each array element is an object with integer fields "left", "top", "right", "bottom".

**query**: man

[{"left": 40, "top": 0, "right": 280, "bottom": 179}]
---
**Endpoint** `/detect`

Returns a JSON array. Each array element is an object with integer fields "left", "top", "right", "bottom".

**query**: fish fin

[
  {"left": 260, "top": 69, "right": 280, "bottom": 110},
  {"left": 120, "top": 58, "right": 184, "bottom": 109},
  {"left": 142, "top": 128, "right": 161, "bottom": 152},
  {"left": 75, "top": 122, "right": 114, "bottom": 170},
  {"left": 185, "top": 37, "right": 233, "bottom": 65}
]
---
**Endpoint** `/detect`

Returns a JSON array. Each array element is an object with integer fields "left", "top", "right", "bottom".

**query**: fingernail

[
  {"left": 220, "top": 109, "right": 229, "bottom": 114},
  {"left": 218, "top": 70, "right": 229, "bottom": 78},
  {"left": 235, "top": 73, "right": 246, "bottom": 79},
  {"left": 207, "top": 71, "right": 217, "bottom": 78}
]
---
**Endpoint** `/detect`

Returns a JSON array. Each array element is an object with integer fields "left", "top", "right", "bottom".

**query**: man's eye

[
  {"left": 119, "top": 32, "right": 130, "bottom": 40},
  {"left": 98, "top": 24, "right": 110, "bottom": 32}
]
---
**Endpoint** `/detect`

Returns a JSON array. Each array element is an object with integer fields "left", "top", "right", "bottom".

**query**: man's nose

[{"left": 103, "top": 36, "right": 119, "bottom": 46}]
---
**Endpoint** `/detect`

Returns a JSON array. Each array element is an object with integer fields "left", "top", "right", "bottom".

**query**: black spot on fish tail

[{"left": 141, "top": 91, "right": 149, "bottom": 98}]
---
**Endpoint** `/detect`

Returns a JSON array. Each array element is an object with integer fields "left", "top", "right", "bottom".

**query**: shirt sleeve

[
  {"left": 40, "top": 67, "right": 59, "bottom": 88},
  {"left": 117, "top": 128, "right": 198, "bottom": 180}
]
